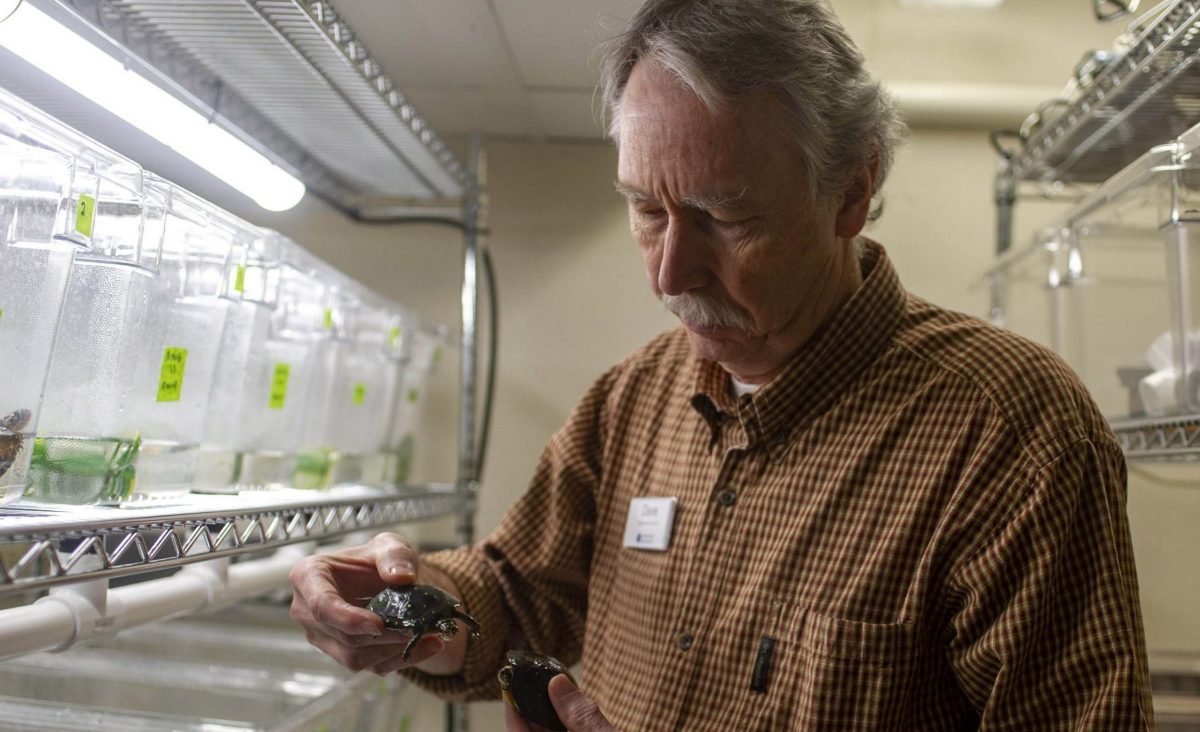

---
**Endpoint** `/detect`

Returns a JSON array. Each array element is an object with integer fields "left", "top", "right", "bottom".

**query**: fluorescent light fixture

[
  {"left": 899, "top": 0, "right": 1003, "bottom": 7},
  {"left": 0, "top": 3, "right": 306, "bottom": 211}
]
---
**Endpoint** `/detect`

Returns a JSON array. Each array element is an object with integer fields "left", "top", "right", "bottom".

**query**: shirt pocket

[{"left": 761, "top": 606, "right": 917, "bottom": 731}]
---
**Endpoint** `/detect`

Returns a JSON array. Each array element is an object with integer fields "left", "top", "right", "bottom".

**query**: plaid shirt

[{"left": 409, "top": 240, "right": 1153, "bottom": 730}]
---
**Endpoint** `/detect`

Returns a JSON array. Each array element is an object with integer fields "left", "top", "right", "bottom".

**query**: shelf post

[
  {"left": 448, "top": 131, "right": 486, "bottom": 732},
  {"left": 992, "top": 154, "right": 1017, "bottom": 326}
]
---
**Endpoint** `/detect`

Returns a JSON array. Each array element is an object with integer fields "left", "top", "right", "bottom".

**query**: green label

[
  {"left": 75, "top": 194, "right": 96, "bottom": 238},
  {"left": 406, "top": 387, "right": 419, "bottom": 404},
  {"left": 352, "top": 382, "right": 366, "bottom": 405},
  {"left": 234, "top": 265, "right": 246, "bottom": 293},
  {"left": 0, "top": 307, "right": 4, "bottom": 323},
  {"left": 156, "top": 347, "right": 188, "bottom": 402},
  {"left": 268, "top": 363, "right": 290, "bottom": 409},
  {"left": 399, "top": 718, "right": 411, "bottom": 732},
  {"left": 433, "top": 345, "right": 443, "bottom": 366},
  {"left": 389, "top": 325, "right": 401, "bottom": 347},
  {"left": 323, "top": 308, "right": 334, "bottom": 329}
]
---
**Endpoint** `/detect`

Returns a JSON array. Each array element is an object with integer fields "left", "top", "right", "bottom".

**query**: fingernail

[
  {"left": 388, "top": 562, "right": 415, "bottom": 577},
  {"left": 357, "top": 623, "right": 382, "bottom": 637}
]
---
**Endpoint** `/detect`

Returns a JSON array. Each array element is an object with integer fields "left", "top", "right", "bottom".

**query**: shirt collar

[{"left": 689, "top": 239, "right": 906, "bottom": 445}]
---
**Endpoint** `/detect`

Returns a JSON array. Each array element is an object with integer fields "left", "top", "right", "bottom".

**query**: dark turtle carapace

[
  {"left": 0, "top": 409, "right": 32, "bottom": 480},
  {"left": 366, "top": 584, "right": 481, "bottom": 661},
  {"left": 498, "top": 650, "right": 573, "bottom": 732}
]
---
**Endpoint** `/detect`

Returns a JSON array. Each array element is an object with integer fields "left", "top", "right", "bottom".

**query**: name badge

[{"left": 622, "top": 496, "right": 677, "bottom": 551}]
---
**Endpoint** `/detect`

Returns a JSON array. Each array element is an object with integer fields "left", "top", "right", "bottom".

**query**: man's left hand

[{"left": 503, "top": 674, "right": 619, "bottom": 732}]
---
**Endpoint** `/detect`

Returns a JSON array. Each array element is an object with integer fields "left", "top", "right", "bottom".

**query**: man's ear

[{"left": 834, "top": 148, "right": 880, "bottom": 239}]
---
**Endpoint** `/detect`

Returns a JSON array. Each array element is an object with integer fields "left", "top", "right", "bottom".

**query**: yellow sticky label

[
  {"left": 433, "top": 345, "right": 443, "bottom": 366},
  {"left": 352, "top": 383, "right": 366, "bottom": 405},
  {"left": 0, "top": 307, "right": 4, "bottom": 323},
  {"left": 323, "top": 308, "right": 334, "bottom": 329},
  {"left": 406, "top": 387, "right": 419, "bottom": 404},
  {"left": 75, "top": 194, "right": 96, "bottom": 238},
  {"left": 156, "top": 347, "right": 188, "bottom": 402},
  {"left": 268, "top": 363, "right": 290, "bottom": 409},
  {"left": 389, "top": 325, "right": 401, "bottom": 347},
  {"left": 234, "top": 265, "right": 246, "bottom": 293}
]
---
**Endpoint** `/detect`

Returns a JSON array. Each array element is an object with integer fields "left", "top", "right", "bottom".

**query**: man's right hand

[{"left": 288, "top": 532, "right": 468, "bottom": 676}]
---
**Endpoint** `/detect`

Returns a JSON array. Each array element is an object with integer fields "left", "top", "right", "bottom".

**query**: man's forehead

[{"left": 614, "top": 180, "right": 753, "bottom": 209}]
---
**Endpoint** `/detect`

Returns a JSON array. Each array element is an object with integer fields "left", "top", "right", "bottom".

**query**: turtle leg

[
  {"left": 454, "top": 610, "right": 482, "bottom": 638},
  {"left": 402, "top": 631, "right": 423, "bottom": 661}
]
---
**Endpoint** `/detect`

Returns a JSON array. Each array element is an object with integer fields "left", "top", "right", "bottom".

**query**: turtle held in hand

[
  {"left": 499, "top": 650, "right": 573, "bottom": 732},
  {"left": 366, "top": 584, "right": 481, "bottom": 661}
]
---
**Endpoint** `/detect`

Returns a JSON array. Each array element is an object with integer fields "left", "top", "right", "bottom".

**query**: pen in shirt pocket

[{"left": 751, "top": 634, "right": 776, "bottom": 694}]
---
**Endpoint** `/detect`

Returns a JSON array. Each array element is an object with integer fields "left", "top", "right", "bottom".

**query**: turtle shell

[
  {"left": 498, "top": 650, "right": 572, "bottom": 732},
  {"left": 366, "top": 584, "right": 481, "bottom": 660}
]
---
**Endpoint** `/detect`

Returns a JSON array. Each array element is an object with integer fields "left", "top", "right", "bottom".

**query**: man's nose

[{"left": 657, "top": 217, "right": 709, "bottom": 296}]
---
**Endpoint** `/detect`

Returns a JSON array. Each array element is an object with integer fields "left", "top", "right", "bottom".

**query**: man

[{"left": 290, "top": 1, "right": 1154, "bottom": 729}]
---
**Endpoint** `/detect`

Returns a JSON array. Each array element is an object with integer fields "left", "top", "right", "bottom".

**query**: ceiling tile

[
  {"left": 332, "top": 0, "right": 522, "bottom": 91},
  {"left": 492, "top": 0, "right": 644, "bottom": 88},
  {"left": 403, "top": 87, "right": 542, "bottom": 137},
  {"left": 529, "top": 89, "right": 607, "bottom": 140}
]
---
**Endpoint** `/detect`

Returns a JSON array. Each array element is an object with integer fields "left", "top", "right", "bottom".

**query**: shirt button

[
  {"left": 717, "top": 489, "right": 737, "bottom": 507},
  {"left": 676, "top": 632, "right": 694, "bottom": 651}
]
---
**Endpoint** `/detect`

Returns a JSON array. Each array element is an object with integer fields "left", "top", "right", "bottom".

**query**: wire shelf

[
  {"left": 0, "top": 483, "right": 471, "bottom": 595},
  {"left": 32, "top": 0, "right": 468, "bottom": 211},
  {"left": 1014, "top": 0, "right": 1200, "bottom": 183},
  {"left": 1109, "top": 413, "right": 1200, "bottom": 461}
]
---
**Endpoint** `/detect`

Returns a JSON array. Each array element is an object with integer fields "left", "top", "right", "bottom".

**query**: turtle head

[{"left": 435, "top": 617, "right": 459, "bottom": 640}]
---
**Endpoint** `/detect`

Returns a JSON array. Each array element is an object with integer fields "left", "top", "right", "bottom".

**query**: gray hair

[{"left": 598, "top": 0, "right": 906, "bottom": 220}]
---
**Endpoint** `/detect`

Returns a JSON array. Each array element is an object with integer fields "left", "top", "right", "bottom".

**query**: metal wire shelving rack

[
  {"left": 0, "top": 0, "right": 490, "bottom": 727},
  {"left": 990, "top": 0, "right": 1200, "bottom": 463}
]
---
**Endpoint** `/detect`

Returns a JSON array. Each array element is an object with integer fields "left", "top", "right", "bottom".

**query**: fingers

[
  {"left": 548, "top": 675, "right": 617, "bottom": 732},
  {"left": 368, "top": 532, "right": 419, "bottom": 585}
]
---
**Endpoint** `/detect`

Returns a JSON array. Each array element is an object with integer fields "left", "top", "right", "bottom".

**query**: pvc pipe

[
  {"left": 0, "top": 540, "right": 326, "bottom": 660},
  {"left": 0, "top": 601, "right": 76, "bottom": 661}
]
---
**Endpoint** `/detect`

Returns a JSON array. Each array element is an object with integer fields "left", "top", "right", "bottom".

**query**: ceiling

[
  {"left": 332, "top": 0, "right": 1128, "bottom": 141},
  {"left": 0, "top": 0, "right": 1137, "bottom": 219}
]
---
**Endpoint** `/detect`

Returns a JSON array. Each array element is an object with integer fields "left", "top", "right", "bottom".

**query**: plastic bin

[
  {"left": 0, "top": 90, "right": 143, "bottom": 505},
  {"left": 384, "top": 320, "right": 446, "bottom": 485},
  {"left": 225, "top": 240, "right": 328, "bottom": 487},
  {"left": 326, "top": 289, "right": 393, "bottom": 486},
  {"left": 111, "top": 175, "right": 240, "bottom": 499},
  {"left": 195, "top": 220, "right": 275, "bottom": 490},
  {"left": 1042, "top": 139, "right": 1199, "bottom": 419},
  {"left": 0, "top": 644, "right": 371, "bottom": 731},
  {"left": 20, "top": 113, "right": 150, "bottom": 506},
  {"left": 292, "top": 264, "right": 359, "bottom": 489},
  {"left": 83, "top": 603, "right": 407, "bottom": 731}
]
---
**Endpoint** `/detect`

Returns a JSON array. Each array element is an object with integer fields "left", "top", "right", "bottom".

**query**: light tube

[{"left": 0, "top": 3, "right": 306, "bottom": 211}]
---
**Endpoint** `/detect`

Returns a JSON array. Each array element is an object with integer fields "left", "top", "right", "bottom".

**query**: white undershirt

[{"left": 730, "top": 377, "right": 760, "bottom": 397}]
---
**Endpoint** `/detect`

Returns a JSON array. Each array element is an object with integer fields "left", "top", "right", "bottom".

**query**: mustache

[{"left": 661, "top": 292, "right": 752, "bottom": 330}]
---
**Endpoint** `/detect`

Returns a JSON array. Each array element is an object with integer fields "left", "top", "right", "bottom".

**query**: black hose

[{"left": 476, "top": 246, "right": 498, "bottom": 480}]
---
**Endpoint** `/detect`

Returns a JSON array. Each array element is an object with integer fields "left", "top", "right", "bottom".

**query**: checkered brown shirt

[{"left": 409, "top": 240, "right": 1153, "bottom": 730}]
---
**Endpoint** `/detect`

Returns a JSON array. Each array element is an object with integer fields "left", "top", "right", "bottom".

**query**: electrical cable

[{"left": 475, "top": 246, "right": 498, "bottom": 481}]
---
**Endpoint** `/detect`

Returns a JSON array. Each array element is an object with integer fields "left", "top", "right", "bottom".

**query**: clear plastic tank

[
  {"left": 15, "top": 99, "right": 149, "bottom": 506},
  {"left": 0, "top": 90, "right": 110, "bottom": 504},
  {"left": 384, "top": 319, "right": 445, "bottom": 485},
  {"left": 231, "top": 235, "right": 328, "bottom": 484},
  {"left": 195, "top": 219, "right": 273, "bottom": 490},
  {"left": 112, "top": 175, "right": 237, "bottom": 500}
]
